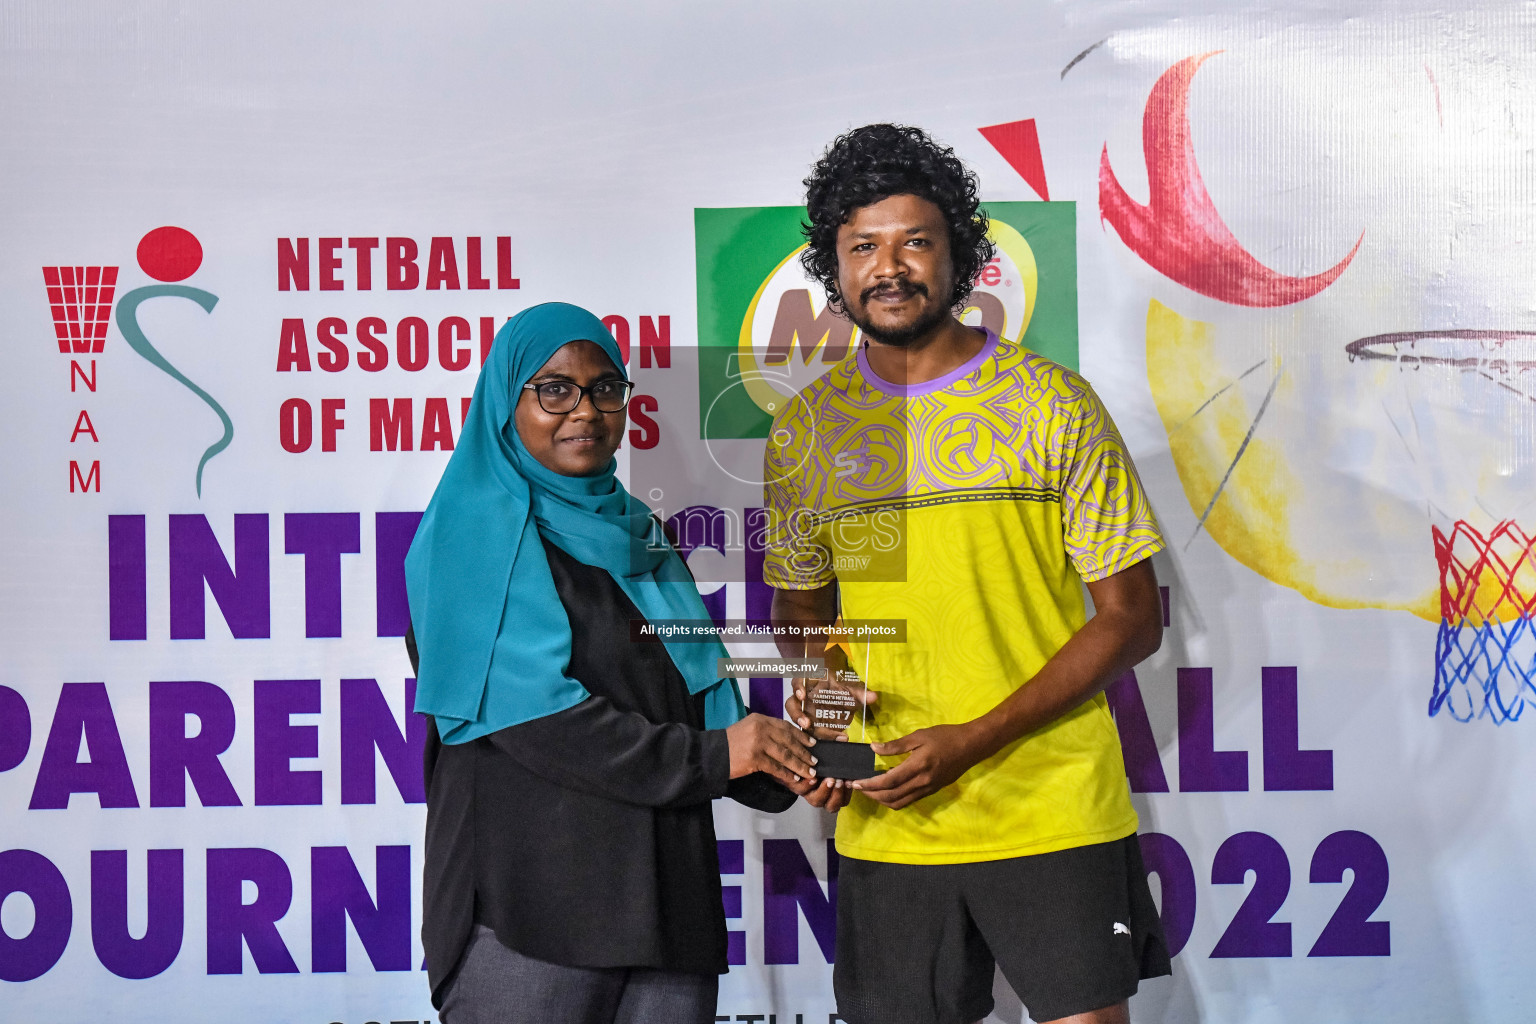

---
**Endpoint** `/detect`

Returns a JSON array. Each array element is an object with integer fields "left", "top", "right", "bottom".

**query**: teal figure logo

[{"left": 114, "top": 226, "right": 230, "bottom": 497}]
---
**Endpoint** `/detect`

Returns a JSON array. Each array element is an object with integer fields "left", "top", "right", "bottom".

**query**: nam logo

[{"left": 695, "top": 202, "right": 1078, "bottom": 439}]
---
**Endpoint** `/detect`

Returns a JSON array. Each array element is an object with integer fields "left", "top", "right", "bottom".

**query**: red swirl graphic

[{"left": 1099, "top": 52, "right": 1361, "bottom": 307}]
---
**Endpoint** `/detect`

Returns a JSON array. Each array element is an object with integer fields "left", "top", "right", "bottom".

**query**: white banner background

[{"left": 3, "top": 3, "right": 1534, "bottom": 1022}]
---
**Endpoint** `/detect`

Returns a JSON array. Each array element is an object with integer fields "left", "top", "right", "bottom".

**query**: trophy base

[{"left": 816, "top": 741, "right": 879, "bottom": 780}]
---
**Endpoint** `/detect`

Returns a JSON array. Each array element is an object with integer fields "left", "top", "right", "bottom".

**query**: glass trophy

[{"left": 804, "top": 664, "right": 878, "bottom": 779}]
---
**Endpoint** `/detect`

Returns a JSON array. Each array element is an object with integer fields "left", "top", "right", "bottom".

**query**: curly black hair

[{"left": 801, "top": 124, "right": 994, "bottom": 311}]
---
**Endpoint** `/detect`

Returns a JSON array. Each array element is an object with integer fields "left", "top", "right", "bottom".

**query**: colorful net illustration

[
  {"left": 1431, "top": 520, "right": 1536, "bottom": 723},
  {"left": 43, "top": 265, "right": 119, "bottom": 354}
]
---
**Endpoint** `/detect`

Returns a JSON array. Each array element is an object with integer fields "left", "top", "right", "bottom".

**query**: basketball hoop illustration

[
  {"left": 1347, "top": 330, "right": 1536, "bottom": 722},
  {"left": 43, "top": 265, "right": 119, "bottom": 354}
]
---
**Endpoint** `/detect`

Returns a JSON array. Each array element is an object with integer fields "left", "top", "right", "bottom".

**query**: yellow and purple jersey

[{"left": 763, "top": 329, "right": 1164, "bottom": 864}]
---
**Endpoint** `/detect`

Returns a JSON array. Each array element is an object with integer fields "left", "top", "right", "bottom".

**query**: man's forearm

[
  {"left": 964, "top": 559, "right": 1162, "bottom": 761},
  {"left": 848, "top": 558, "right": 1163, "bottom": 810}
]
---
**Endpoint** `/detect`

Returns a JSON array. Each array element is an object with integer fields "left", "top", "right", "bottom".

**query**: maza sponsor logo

[{"left": 694, "top": 202, "right": 1079, "bottom": 440}]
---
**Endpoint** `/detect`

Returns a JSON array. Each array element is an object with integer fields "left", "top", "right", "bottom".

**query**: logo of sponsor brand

[
  {"left": 1113, "top": 922, "right": 1132, "bottom": 936},
  {"left": 694, "top": 203, "right": 1079, "bottom": 439}
]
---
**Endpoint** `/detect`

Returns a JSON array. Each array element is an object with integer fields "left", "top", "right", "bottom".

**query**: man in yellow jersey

[{"left": 765, "top": 125, "right": 1171, "bottom": 1024}]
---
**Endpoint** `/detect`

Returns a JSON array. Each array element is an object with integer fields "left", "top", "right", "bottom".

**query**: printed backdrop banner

[{"left": 3, "top": 3, "right": 1535, "bottom": 1022}]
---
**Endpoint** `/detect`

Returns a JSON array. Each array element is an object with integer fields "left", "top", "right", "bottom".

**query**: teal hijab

[{"left": 405, "top": 302, "right": 744, "bottom": 744}]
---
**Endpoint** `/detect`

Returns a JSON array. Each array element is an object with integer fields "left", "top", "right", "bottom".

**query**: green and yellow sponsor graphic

[{"left": 695, "top": 203, "right": 1078, "bottom": 439}]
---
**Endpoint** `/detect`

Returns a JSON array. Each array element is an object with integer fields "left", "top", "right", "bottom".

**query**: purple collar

[{"left": 855, "top": 327, "right": 999, "bottom": 398}]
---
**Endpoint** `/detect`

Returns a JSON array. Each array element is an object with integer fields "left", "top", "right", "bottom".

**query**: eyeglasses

[{"left": 521, "top": 378, "right": 635, "bottom": 414}]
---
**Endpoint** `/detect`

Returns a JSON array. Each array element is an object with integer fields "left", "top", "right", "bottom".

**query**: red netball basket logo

[{"left": 42, "top": 265, "right": 119, "bottom": 354}]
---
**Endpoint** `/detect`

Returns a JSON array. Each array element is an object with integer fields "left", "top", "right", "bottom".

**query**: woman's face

[{"left": 513, "top": 340, "right": 627, "bottom": 476}]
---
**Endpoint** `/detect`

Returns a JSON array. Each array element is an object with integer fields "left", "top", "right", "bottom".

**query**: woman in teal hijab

[{"left": 406, "top": 302, "right": 816, "bottom": 1023}]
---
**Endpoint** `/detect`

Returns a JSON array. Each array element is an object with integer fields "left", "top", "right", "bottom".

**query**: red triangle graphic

[{"left": 979, "top": 119, "right": 1049, "bottom": 201}]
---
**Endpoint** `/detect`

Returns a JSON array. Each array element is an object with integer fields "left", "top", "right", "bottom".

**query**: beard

[{"left": 845, "top": 280, "right": 952, "bottom": 348}]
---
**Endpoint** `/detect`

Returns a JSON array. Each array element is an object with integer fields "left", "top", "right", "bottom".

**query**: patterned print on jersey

[{"left": 764, "top": 329, "right": 1164, "bottom": 864}]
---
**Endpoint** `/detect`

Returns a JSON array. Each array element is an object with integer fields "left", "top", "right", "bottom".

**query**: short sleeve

[
  {"left": 1059, "top": 381, "right": 1165, "bottom": 581},
  {"left": 762, "top": 411, "right": 835, "bottom": 590}
]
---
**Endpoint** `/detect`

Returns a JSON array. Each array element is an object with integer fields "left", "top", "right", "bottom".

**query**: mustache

[{"left": 861, "top": 279, "right": 928, "bottom": 304}]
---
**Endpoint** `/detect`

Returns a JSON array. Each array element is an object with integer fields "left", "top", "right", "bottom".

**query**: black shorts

[{"left": 833, "top": 835, "right": 1171, "bottom": 1024}]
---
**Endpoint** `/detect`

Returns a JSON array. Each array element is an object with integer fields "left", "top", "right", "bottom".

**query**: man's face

[{"left": 834, "top": 193, "right": 957, "bottom": 347}]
